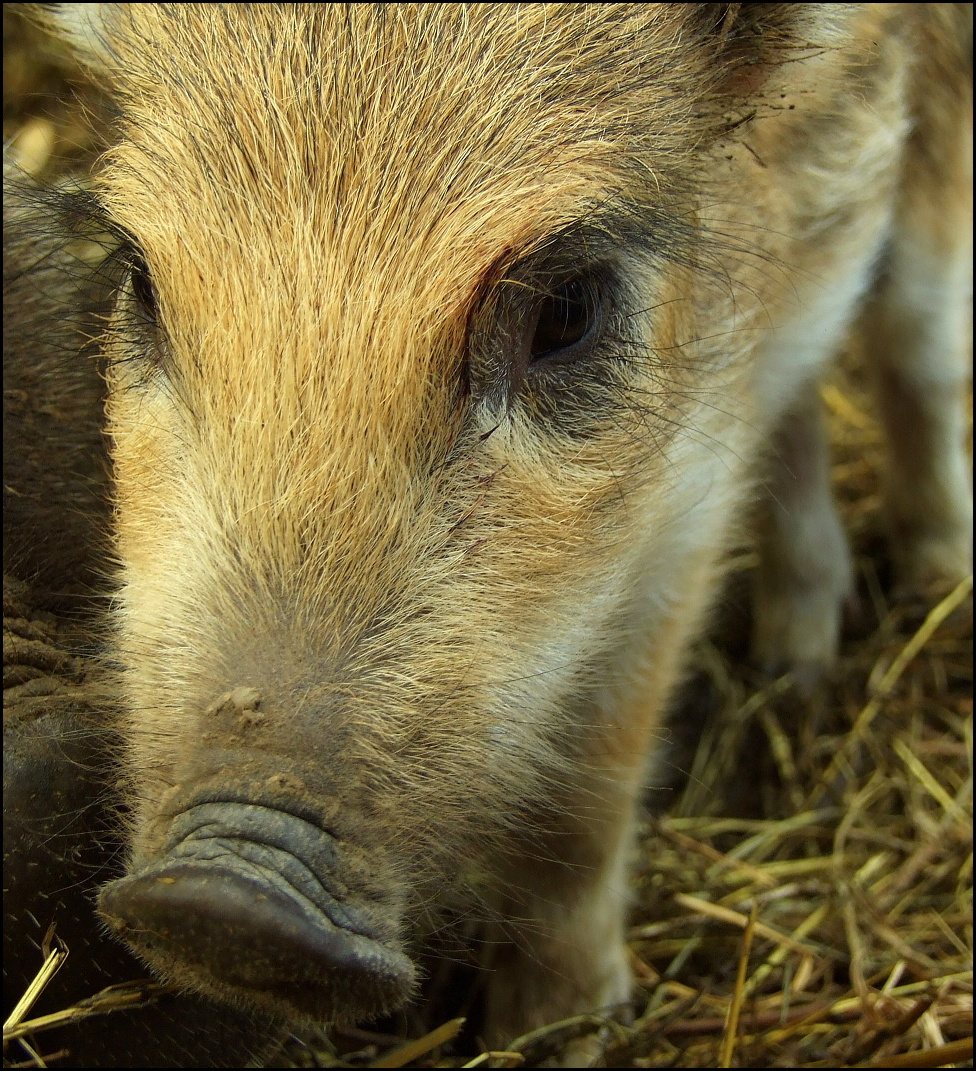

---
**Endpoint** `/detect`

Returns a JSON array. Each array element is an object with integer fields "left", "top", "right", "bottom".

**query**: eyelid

[
  {"left": 502, "top": 254, "right": 610, "bottom": 291},
  {"left": 116, "top": 235, "right": 152, "bottom": 272}
]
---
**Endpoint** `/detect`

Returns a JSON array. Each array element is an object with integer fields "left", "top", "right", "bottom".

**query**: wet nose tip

[{"left": 99, "top": 862, "right": 415, "bottom": 1022}]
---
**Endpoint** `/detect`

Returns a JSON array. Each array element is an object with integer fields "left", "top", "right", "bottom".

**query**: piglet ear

[
  {"left": 28, "top": 2, "right": 114, "bottom": 73},
  {"left": 687, "top": 3, "right": 850, "bottom": 95}
]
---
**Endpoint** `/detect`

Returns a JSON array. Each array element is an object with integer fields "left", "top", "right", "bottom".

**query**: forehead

[
  {"left": 80, "top": 6, "right": 715, "bottom": 529},
  {"left": 93, "top": 5, "right": 706, "bottom": 277}
]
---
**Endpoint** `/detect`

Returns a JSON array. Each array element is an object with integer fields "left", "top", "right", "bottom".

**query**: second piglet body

[{"left": 37, "top": 2, "right": 972, "bottom": 1051}]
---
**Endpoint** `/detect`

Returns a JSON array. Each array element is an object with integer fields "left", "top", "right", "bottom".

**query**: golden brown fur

[{"left": 35, "top": 2, "right": 972, "bottom": 1051}]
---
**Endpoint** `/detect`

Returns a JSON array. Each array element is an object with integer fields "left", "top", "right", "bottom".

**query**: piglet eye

[
  {"left": 529, "top": 276, "right": 600, "bottom": 363},
  {"left": 130, "top": 258, "right": 159, "bottom": 323}
]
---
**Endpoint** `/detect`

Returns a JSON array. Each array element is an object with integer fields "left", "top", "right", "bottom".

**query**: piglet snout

[{"left": 98, "top": 802, "right": 415, "bottom": 1023}]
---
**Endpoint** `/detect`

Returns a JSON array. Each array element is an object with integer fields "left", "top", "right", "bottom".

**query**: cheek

[{"left": 107, "top": 383, "right": 188, "bottom": 567}]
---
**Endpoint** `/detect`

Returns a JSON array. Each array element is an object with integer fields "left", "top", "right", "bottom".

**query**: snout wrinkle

[
  {"left": 163, "top": 802, "right": 370, "bottom": 935},
  {"left": 98, "top": 800, "right": 417, "bottom": 1022}
]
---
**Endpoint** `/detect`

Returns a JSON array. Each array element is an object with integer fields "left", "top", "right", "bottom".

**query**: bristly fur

[{"left": 31, "top": 2, "right": 973, "bottom": 1044}]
